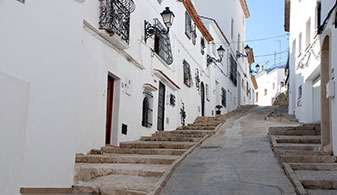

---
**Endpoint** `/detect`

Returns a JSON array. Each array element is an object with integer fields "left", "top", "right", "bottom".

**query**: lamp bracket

[
  {"left": 207, "top": 55, "right": 222, "bottom": 66},
  {"left": 144, "top": 20, "right": 169, "bottom": 43},
  {"left": 236, "top": 51, "right": 247, "bottom": 58}
]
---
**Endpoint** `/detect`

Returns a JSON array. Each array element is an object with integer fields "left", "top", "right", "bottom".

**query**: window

[
  {"left": 169, "top": 94, "right": 176, "bottom": 106},
  {"left": 238, "top": 33, "right": 241, "bottom": 52},
  {"left": 242, "top": 79, "right": 244, "bottom": 89},
  {"left": 298, "top": 85, "right": 302, "bottom": 99},
  {"left": 256, "top": 92, "right": 259, "bottom": 102},
  {"left": 316, "top": 2, "right": 321, "bottom": 33},
  {"left": 306, "top": 18, "right": 311, "bottom": 48},
  {"left": 99, "top": 0, "right": 135, "bottom": 44},
  {"left": 200, "top": 37, "right": 206, "bottom": 55},
  {"left": 142, "top": 93, "right": 153, "bottom": 128},
  {"left": 272, "top": 82, "right": 275, "bottom": 89},
  {"left": 153, "top": 19, "right": 173, "bottom": 65},
  {"left": 206, "top": 84, "right": 210, "bottom": 101},
  {"left": 298, "top": 32, "right": 302, "bottom": 54},
  {"left": 230, "top": 55, "right": 238, "bottom": 86},
  {"left": 221, "top": 88, "right": 227, "bottom": 108},
  {"left": 185, "top": 12, "right": 192, "bottom": 39},
  {"left": 264, "top": 89, "right": 267, "bottom": 96},
  {"left": 281, "top": 81, "right": 285, "bottom": 87},
  {"left": 183, "top": 60, "right": 192, "bottom": 87},
  {"left": 246, "top": 81, "right": 249, "bottom": 96}
]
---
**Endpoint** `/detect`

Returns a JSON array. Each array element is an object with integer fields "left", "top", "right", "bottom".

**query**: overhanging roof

[
  {"left": 284, "top": 0, "right": 290, "bottom": 32},
  {"left": 240, "top": 0, "right": 250, "bottom": 18}
]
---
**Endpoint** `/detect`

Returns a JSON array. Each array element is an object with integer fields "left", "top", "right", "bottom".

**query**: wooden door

[
  {"left": 106, "top": 76, "right": 114, "bottom": 145},
  {"left": 157, "top": 82, "right": 165, "bottom": 131}
]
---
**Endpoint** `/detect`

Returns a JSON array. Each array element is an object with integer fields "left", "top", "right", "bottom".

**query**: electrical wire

[
  {"left": 230, "top": 34, "right": 289, "bottom": 44},
  {"left": 254, "top": 50, "right": 288, "bottom": 58}
]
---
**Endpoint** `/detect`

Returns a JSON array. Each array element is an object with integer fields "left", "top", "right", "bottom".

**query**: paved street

[{"left": 161, "top": 106, "right": 296, "bottom": 195}]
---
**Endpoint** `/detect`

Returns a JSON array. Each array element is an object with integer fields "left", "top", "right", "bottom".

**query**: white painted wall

[
  {"left": 321, "top": 0, "right": 337, "bottom": 154},
  {"left": 288, "top": 0, "right": 322, "bottom": 123},
  {"left": 0, "top": 72, "right": 30, "bottom": 195},
  {"left": 0, "top": 0, "right": 84, "bottom": 191}
]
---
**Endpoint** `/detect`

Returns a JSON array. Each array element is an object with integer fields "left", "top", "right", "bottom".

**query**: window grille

[
  {"left": 230, "top": 55, "right": 238, "bottom": 86},
  {"left": 153, "top": 19, "right": 173, "bottom": 65},
  {"left": 185, "top": 12, "right": 192, "bottom": 39},
  {"left": 200, "top": 37, "right": 206, "bottom": 55},
  {"left": 99, "top": 0, "right": 135, "bottom": 44},
  {"left": 221, "top": 88, "right": 227, "bottom": 108},
  {"left": 183, "top": 60, "right": 193, "bottom": 87}
]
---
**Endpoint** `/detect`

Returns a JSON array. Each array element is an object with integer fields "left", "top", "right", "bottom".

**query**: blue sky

[{"left": 246, "top": 0, "right": 289, "bottom": 71}]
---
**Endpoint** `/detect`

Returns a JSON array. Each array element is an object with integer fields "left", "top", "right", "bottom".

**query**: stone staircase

[
  {"left": 269, "top": 123, "right": 337, "bottom": 195},
  {"left": 73, "top": 105, "right": 255, "bottom": 194}
]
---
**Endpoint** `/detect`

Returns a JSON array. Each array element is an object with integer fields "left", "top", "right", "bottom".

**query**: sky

[{"left": 246, "top": 0, "right": 289, "bottom": 72}]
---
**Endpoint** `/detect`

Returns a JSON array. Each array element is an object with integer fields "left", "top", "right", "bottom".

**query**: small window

[
  {"left": 298, "top": 85, "right": 302, "bottom": 99},
  {"left": 256, "top": 92, "right": 259, "bottom": 102},
  {"left": 200, "top": 37, "right": 206, "bottom": 55},
  {"left": 183, "top": 60, "right": 193, "bottom": 87},
  {"left": 185, "top": 12, "right": 192, "bottom": 39},
  {"left": 169, "top": 94, "right": 176, "bottom": 106},
  {"left": 221, "top": 88, "right": 227, "bottom": 108},
  {"left": 298, "top": 32, "right": 302, "bottom": 55},
  {"left": 264, "top": 89, "right": 268, "bottom": 96},
  {"left": 306, "top": 18, "right": 311, "bottom": 48},
  {"left": 272, "top": 83, "right": 275, "bottom": 89},
  {"left": 281, "top": 81, "right": 285, "bottom": 87},
  {"left": 206, "top": 84, "right": 210, "bottom": 101}
]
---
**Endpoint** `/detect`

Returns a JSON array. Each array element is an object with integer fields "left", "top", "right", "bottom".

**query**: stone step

[
  {"left": 270, "top": 129, "right": 320, "bottom": 136},
  {"left": 153, "top": 132, "right": 206, "bottom": 138},
  {"left": 295, "top": 170, "right": 337, "bottom": 189},
  {"left": 180, "top": 126, "right": 217, "bottom": 130},
  {"left": 307, "top": 189, "right": 337, "bottom": 195},
  {"left": 188, "top": 123, "right": 220, "bottom": 127},
  {"left": 120, "top": 141, "right": 195, "bottom": 149},
  {"left": 275, "top": 150, "right": 330, "bottom": 156},
  {"left": 74, "top": 163, "right": 168, "bottom": 182},
  {"left": 139, "top": 136, "right": 199, "bottom": 142},
  {"left": 156, "top": 130, "right": 215, "bottom": 136},
  {"left": 76, "top": 154, "right": 179, "bottom": 165},
  {"left": 280, "top": 155, "right": 336, "bottom": 163},
  {"left": 289, "top": 163, "right": 337, "bottom": 171},
  {"left": 274, "top": 136, "right": 321, "bottom": 144},
  {"left": 102, "top": 147, "right": 187, "bottom": 155},
  {"left": 274, "top": 143, "right": 320, "bottom": 151},
  {"left": 73, "top": 174, "right": 159, "bottom": 195}
]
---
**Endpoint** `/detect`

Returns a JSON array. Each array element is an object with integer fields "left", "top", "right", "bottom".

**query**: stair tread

[
  {"left": 307, "top": 189, "right": 337, "bottom": 195},
  {"left": 75, "top": 163, "right": 169, "bottom": 172},
  {"left": 296, "top": 170, "right": 337, "bottom": 181},
  {"left": 79, "top": 153, "right": 180, "bottom": 160},
  {"left": 121, "top": 141, "right": 196, "bottom": 145},
  {"left": 74, "top": 174, "right": 159, "bottom": 194}
]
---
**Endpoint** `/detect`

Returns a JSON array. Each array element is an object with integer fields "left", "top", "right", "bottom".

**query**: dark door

[
  {"left": 201, "top": 82, "right": 205, "bottom": 116},
  {"left": 105, "top": 76, "right": 114, "bottom": 145},
  {"left": 157, "top": 82, "right": 166, "bottom": 131}
]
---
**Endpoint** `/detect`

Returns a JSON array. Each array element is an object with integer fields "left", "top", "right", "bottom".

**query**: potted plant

[{"left": 215, "top": 105, "right": 223, "bottom": 115}]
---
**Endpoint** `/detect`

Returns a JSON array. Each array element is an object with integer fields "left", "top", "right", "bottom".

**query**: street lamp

[
  {"left": 207, "top": 45, "right": 226, "bottom": 66},
  {"left": 251, "top": 64, "right": 260, "bottom": 74},
  {"left": 144, "top": 7, "right": 175, "bottom": 42},
  {"left": 236, "top": 45, "right": 251, "bottom": 58}
]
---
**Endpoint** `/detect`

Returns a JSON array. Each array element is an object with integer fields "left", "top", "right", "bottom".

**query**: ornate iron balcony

[{"left": 99, "top": 0, "right": 135, "bottom": 44}]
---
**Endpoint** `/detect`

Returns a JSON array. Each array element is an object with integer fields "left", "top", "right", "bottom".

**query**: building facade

[
  {"left": 0, "top": 0, "right": 255, "bottom": 193},
  {"left": 255, "top": 66, "right": 287, "bottom": 106}
]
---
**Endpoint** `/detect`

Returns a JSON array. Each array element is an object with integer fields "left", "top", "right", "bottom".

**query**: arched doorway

[
  {"left": 200, "top": 82, "right": 205, "bottom": 116},
  {"left": 321, "top": 35, "right": 332, "bottom": 152}
]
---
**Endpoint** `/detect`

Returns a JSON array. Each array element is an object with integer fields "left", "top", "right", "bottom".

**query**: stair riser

[
  {"left": 181, "top": 127, "right": 217, "bottom": 130},
  {"left": 102, "top": 148, "right": 186, "bottom": 155},
  {"left": 276, "top": 139, "right": 321, "bottom": 144},
  {"left": 301, "top": 180, "right": 337, "bottom": 189},
  {"left": 139, "top": 137, "right": 199, "bottom": 142},
  {"left": 76, "top": 156, "right": 175, "bottom": 165},
  {"left": 274, "top": 145, "right": 320, "bottom": 151},
  {"left": 270, "top": 130, "right": 320, "bottom": 136},
  {"left": 120, "top": 143, "right": 193, "bottom": 149},
  {"left": 73, "top": 186, "right": 147, "bottom": 195},
  {"left": 275, "top": 150, "right": 327, "bottom": 156},
  {"left": 281, "top": 156, "right": 336, "bottom": 163},
  {"left": 74, "top": 168, "right": 164, "bottom": 182}
]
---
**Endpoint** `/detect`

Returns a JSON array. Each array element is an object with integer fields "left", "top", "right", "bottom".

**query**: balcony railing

[{"left": 99, "top": 0, "right": 135, "bottom": 44}]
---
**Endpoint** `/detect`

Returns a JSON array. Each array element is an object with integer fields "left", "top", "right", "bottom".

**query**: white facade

[
  {"left": 255, "top": 67, "right": 287, "bottom": 106},
  {"left": 286, "top": 0, "right": 322, "bottom": 123},
  {"left": 320, "top": 0, "right": 337, "bottom": 154},
  {"left": 0, "top": 0, "right": 254, "bottom": 193}
]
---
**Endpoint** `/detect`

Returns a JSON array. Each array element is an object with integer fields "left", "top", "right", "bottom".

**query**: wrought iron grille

[
  {"left": 153, "top": 18, "right": 174, "bottom": 65},
  {"left": 99, "top": 0, "right": 135, "bottom": 44}
]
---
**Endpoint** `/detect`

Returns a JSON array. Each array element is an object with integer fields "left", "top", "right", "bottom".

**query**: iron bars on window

[{"left": 99, "top": 0, "right": 135, "bottom": 44}]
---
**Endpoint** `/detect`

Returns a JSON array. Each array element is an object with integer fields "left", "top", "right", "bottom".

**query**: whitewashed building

[
  {"left": 319, "top": 0, "right": 337, "bottom": 153},
  {"left": 285, "top": 0, "right": 322, "bottom": 123},
  {"left": 255, "top": 66, "right": 287, "bottom": 106},
  {"left": 0, "top": 0, "right": 254, "bottom": 193}
]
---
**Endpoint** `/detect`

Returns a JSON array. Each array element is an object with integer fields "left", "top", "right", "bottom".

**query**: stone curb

[{"left": 283, "top": 163, "right": 307, "bottom": 195}]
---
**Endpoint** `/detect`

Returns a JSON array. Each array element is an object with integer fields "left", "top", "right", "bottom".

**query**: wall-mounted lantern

[
  {"left": 144, "top": 7, "right": 175, "bottom": 43},
  {"left": 236, "top": 45, "right": 251, "bottom": 58},
  {"left": 207, "top": 45, "right": 226, "bottom": 66}
]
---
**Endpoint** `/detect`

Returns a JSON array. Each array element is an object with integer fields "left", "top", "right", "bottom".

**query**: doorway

[
  {"left": 157, "top": 82, "right": 166, "bottom": 131},
  {"left": 105, "top": 76, "right": 114, "bottom": 145},
  {"left": 238, "top": 73, "right": 241, "bottom": 105},
  {"left": 321, "top": 35, "right": 332, "bottom": 152},
  {"left": 200, "top": 82, "right": 205, "bottom": 116}
]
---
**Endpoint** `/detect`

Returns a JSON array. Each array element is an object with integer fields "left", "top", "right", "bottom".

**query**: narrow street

[{"left": 161, "top": 106, "right": 296, "bottom": 195}]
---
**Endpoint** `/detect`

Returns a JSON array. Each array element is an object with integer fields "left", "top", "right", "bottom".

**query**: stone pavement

[{"left": 160, "top": 106, "right": 297, "bottom": 195}]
